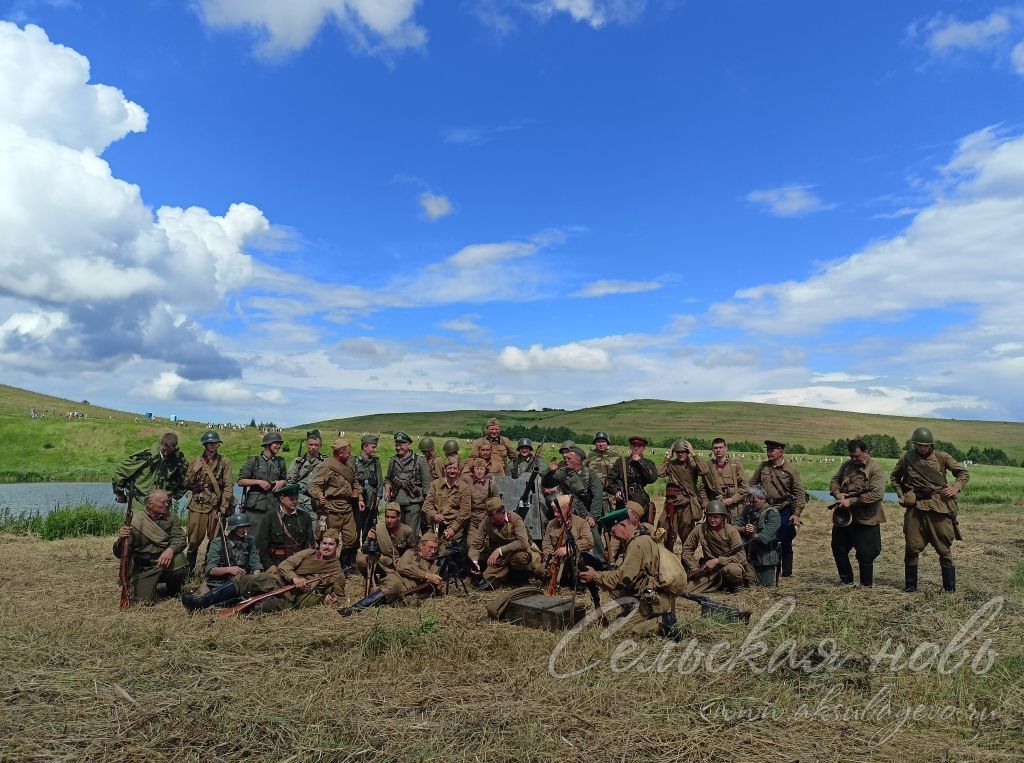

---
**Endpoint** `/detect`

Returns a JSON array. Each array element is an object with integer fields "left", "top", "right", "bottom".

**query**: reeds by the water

[{"left": 0, "top": 503, "right": 126, "bottom": 539}]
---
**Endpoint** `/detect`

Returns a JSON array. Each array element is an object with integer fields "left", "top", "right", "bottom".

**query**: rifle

[
  {"left": 514, "top": 439, "right": 546, "bottom": 519},
  {"left": 682, "top": 592, "right": 750, "bottom": 623},
  {"left": 217, "top": 513, "right": 233, "bottom": 567},
  {"left": 118, "top": 481, "right": 136, "bottom": 609},
  {"left": 217, "top": 571, "right": 337, "bottom": 617},
  {"left": 545, "top": 518, "right": 568, "bottom": 596},
  {"left": 437, "top": 543, "right": 472, "bottom": 594}
]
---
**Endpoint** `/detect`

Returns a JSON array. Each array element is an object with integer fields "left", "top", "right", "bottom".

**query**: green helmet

[
  {"left": 671, "top": 438, "right": 687, "bottom": 453},
  {"left": 419, "top": 436, "right": 435, "bottom": 452},
  {"left": 443, "top": 439, "right": 460, "bottom": 456},
  {"left": 262, "top": 431, "right": 283, "bottom": 446},
  {"left": 517, "top": 438, "right": 533, "bottom": 450},
  {"left": 200, "top": 430, "right": 222, "bottom": 445},
  {"left": 559, "top": 440, "right": 576, "bottom": 453},
  {"left": 226, "top": 514, "right": 251, "bottom": 530},
  {"left": 705, "top": 500, "right": 729, "bottom": 517},
  {"left": 911, "top": 427, "right": 934, "bottom": 445}
]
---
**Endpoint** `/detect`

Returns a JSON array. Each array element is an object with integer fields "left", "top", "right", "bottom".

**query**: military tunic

[
  {"left": 467, "top": 475, "right": 500, "bottom": 537},
  {"left": 184, "top": 453, "right": 233, "bottom": 555},
  {"left": 551, "top": 465, "right": 606, "bottom": 555},
  {"left": 506, "top": 453, "right": 549, "bottom": 480},
  {"left": 584, "top": 449, "right": 619, "bottom": 485},
  {"left": 354, "top": 453, "right": 383, "bottom": 542},
  {"left": 681, "top": 522, "right": 746, "bottom": 594},
  {"left": 112, "top": 511, "right": 187, "bottom": 604},
  {"left": 200, "top": 533, "right": 262, "bottom": 594},
  {"left": 238, "top": 453, "right": 287, "bottom": 567},
  {"left": 112, "top": 444, "right": 188, "bottom": 513},
  {"left": 422, "top": 476, "right": 471, "bottom": 540},
  {"left": 286, "top": 452, "right": 326, "bottom": 517},
  {"left": 750, "top": 458, "right": 805, "bottom": 570},
  {"left": 891, "top": 449, "right": 969, "bottom": 567},
  {"left": 235, "top": 548, "right": 345, "bottom": 613},
  {"left": 607, "top": 456, "right": 659, "bottom": 513},
  {"left": 735, "top": 505, "right": 780, "bottom": 587},
  {"left": 307, "top": 457, "right": 361, "bottom": 551},
  {"left": 828, "top": 455, "right": 886, "bottom": 572},
  {"left": 380, "top": 548, "right": 441, "bottom": 600},
  {"left": 268, "top": 506, "right": 316, "bottom": 565},
  {"left": 541, "top": 515, "right": 594, "bottom": 558},
  {"left": 658, "top": 456, "right": 707, "bottom": 552},
  {"left": 593, "top": 531, "right": 675, "bottom": 618},
  {"left": 470, "top": 435, "right": 516, "bottom": 473},
  {"left": 469, "top": 512, "right": 541, "bottom": 583},
  {"left": 697, "top": 456, "right": 748, "bottom": 515},
  {"left": 357, "top": 517, "right": 415, "bottom": 579},
  {"left": 385, "top": 452, "right": 432, "bottom": 540}
]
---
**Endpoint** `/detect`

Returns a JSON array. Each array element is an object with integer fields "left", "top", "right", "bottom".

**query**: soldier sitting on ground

[
  {"left": 541, "top": 495, "right": 594, "bottom": 589},
  {"left": 681, "top": 500, "right": 747, "bottom": 594},
  {"left": 184, "top": 513, "right": 262, "bottom": 601},
  {"left": 470, "top": 497, "right": 543, "bottom": 591},
  {"left": 114, "top": 489, "right": 188, "bottom": 605},
  {"left": 341, "top": 533, "right": 445, "bottom": 616},
  {"left": 357, "top": 502, "right": 416, "bottom": 583}
]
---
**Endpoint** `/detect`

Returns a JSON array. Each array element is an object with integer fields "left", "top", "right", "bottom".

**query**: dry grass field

[{"left": 2, "top": 498, "right": 1022, "bottom": 763}]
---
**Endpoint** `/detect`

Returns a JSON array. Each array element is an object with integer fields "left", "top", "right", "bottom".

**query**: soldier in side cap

[
  {"left": 469, "top": 417, "right": 516, "bottom": 473},
  {"left": 237, "top": 431, "right": 288, "bottom": 567},
  {"left": 267, "top": 482, "right": 316, "bottom": 569},
  {"left": 341, "top": 532, "right": 444, "bottom": 616},
  {"left": 607, "top": 436, "right": 658, "bottom": 520},
  {"left": 286, "top": 429, "right": 326, "bottom": 527},
  {"left": 357, "top": 502, "right": 416, "bottom": 584},
  {"left": 541, "top": 495, "right": 594, "bottom": 589},
  {"left": 470, "top": 497, "right": 543, "bottom": 590},
  {"left": 585, "top": 431, "right": 619, "bottom": 487},
  {"left": 384, "top": 432, "right": 432, "bottom": 542},
  {"left": 354, "top": 434, "right": 383, "bottom": 545},
  {"left": 307, "top": 438, "right": 363, "bottom": 570},
  {"left": 750, "top": 439, "right": 805, "bottom": 578},
  {"left": 182, "top": 513, "right": 262, "bottom": 606},
  {"left": 183, "top": 429, "right": 234, "bottom": 579},
  {"left": 681, "top": 500, "right": 747, "bottom": 594}
]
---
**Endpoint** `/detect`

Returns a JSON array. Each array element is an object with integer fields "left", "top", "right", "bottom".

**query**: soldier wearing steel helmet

[
  {"left": 891, "top": 426, "right": 969, "bottom": 593},
  {"left": 286, "top": 429, "right": 326, "bottom": 523},
  {"left": 441, "top": 438, "right": 464, "bottom": 472},
  {"left": 183, "top": 513, "right": 263, "bottom": 606},
  {"left": 585, "top": 432, "right": 619, "bottom": 485},
  {"left": 828, "top": 439, "right": 886, "bottom": 587},
  {"left": 354, "top": 434, "right": 384, "bottom": 544},
  {"left": 680, "top": 500, "right": 747, "bottom": 594},
  {"left": 384, "top": 432, "right": 432, "bottom": 542},
  {"left": 419, "top": 436, "right": 446, "bottom": 482},
  {"left": 506, "top": 438, "right": 549, "bottom": 479},
  {"left": 658, "top": 439, "right": 708, "bottom": 554},
  {"left": 183, "top": 429, "right": 234, "bottom": 578},
  {"left": 237, "top": 431, "right": 288, "bottom": 568}
]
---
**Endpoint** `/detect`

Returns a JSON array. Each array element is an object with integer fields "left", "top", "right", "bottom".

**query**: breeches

[
  {"left": 325, "top": 510, "right": 358, "bottom": 550},
  {"left": 686, "top": 562, "right": 744, "bottom": 595},
  {"left": 186, "top": 509, "right": 221, "bottom": 552},
  {"left": 903, "top": 508, "right": 955, "bottom": 566},
  {"left": 132, "top": 563, "right": 187, "bottom": 604},
  {"left": 831, "top": 523, "right": 882, "bottom": 565}
]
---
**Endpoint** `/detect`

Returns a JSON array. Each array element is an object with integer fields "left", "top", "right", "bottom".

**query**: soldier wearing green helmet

[
  {"left": 286, "top": 429, "right": 325, "bottom": 530},
  {"left": 585, "top": 431, "right": 619, "bottom": 488},
  {"left": 183, "top": 513, "right": 263, "bottom": 606},
  {"left": 658, "top": 438, "right": 708, "bottom": 555},
  {"left": 506, "top": 438, "right": 549, "bottom": 480},
  {"left": 237, "top": 430, "right": 287, "bottom": 567},
  {"left": 891, "top": 426, "right": 969, "bottom": 593},
  {"left": 681, "top": 499, "right": 747, "bottom": 594},
  {"left": 419, "top": 436, "right": 445, "bottom": 482},
  {"left": 183, "top": 429, "right": 234, "bottom": 579}
]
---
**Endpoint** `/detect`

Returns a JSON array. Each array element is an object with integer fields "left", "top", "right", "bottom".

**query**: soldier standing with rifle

[
  {"left": 585, "top": 432, "right": 618, "bottom": 486},
  {"left": 384, "top": 431, "right": 431, "bottom": 542},
  {"left": 891, "top": 427, "right": 969, "bottom": 593},
  {"left": 237, "top": 431, "right": 287, "bottom": 568},
  {"left": 545, "top": 446, "right": 606, "bottom": 556},
  {"left": 828, "top": 439, "right": 886, "bottom": 587},
  {"left": 659, "top": 439, "right": 708, "bottom": 554},
  {"left": 607, "top": 436, "right": 658, "bottom": 520},
  {"left": 183, "top": 429, "right": 233, "bottom": 579},
  {"left": 750, "top": 440, "right": 805, "bottom": 579},
  {"left": 354, "top": 434, "right": 383, "bottom": 545},
  {"left": 286, "top": 429, "right": 325, "bottom": 530}
]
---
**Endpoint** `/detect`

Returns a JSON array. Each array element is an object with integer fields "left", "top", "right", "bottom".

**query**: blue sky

[{"left": 1, "top": 1, "right": 1023, "bottom": 425}]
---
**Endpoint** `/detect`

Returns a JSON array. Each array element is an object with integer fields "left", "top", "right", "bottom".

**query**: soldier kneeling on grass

[
  {"left": 114, "top": 489, "right": 188, "bottom": 605},
  {"left": 469, "top": 497, "right": 544, "bottom": 591},
  {"left": 341, "top": 533, "right": 445, "bottom": 615}
]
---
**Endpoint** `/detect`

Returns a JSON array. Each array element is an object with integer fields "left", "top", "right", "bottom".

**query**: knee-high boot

[
  {"left": 339, "top": 589, "right": 385, "bottom": 616},
  {"left": 182, "top": 581, "right": 239, "bottom": 612}
]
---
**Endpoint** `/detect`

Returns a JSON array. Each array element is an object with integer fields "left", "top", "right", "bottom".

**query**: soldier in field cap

[
  {"left": 750, "top": 439, "right": 805, "bottom": 579},
  {"left": 470, "top": 418, "right": 516, "bottom": 472},
  {"left": 307, "top": 439, "right": 363, "bottom": 571}
]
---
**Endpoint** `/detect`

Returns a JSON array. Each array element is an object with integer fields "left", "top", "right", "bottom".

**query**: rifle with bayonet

[{"left": 118, "top": 480, "right": 137, "bottom": 609}]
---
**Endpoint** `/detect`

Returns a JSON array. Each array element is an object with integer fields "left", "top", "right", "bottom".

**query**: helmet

[
  {"left": 517, "top": 438, "right": 533, "bottom": 450},
  {"left": 226, "top": 514, "right": 251, "bottom": 530},
  {"left": 419, "top": 436, "right": 435, "bottom": 452},
  {"left": 911, "top": 427, "right": 934, "bottom": 446},
  {"left": 262, "top": 431, "right": 283, "bottom": 446},
  {"left": 593, "top": 431, "right": 610, "bottom": 444},
  {"left": 671, "top": 438, "right": 687, "bottom": 453},
  {"left": 705, "top": 500, "right": 729, "bottom": 517},
  {"left": 832, "top": 505, "right": 853, "bottom": 528},
  {"left": 443, "top": 439, "right": 460, "bottom": 455},
  {"left": 559, "top": 440, "right": 576, "bottom": 453},
  {"left": 200, "top": 430, "right": 222, "bottom": 445}
]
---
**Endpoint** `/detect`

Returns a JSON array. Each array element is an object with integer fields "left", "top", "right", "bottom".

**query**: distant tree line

[{"left": 819, "top": 434, "right": 1017, "bottom": 466}]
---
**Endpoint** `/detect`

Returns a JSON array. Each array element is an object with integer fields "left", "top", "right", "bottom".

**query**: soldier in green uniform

[
  {"left": 470, "top": 497, "right": 543, "bottom": 590},
  {"left": 341, "top": 533, "right": 444, "bottom": 615},
  {"left": 750, "top": 440, "right": 805, "bottom": 578},
  {"left": 607, "top": 436, "right": 659, "bottom": 520},
  {"left": 182, "top": 429, "right": 234, "bottom": 578},
  {"left": 735, "top": 486, "right": 780, "bottom": 587},
  {"left": 469, "top": 418, "right": 516, "bottom": 473},
  {"left": 286, "top": 429, "right": 326, "bottom": 530},
  {"left": 113, "top": 489, "right": 188, "bottom": 605},
  {"left": 659, "top": 439, "right": 708, "bottom": 554},
  {"left": 307, "top": 439, "right": 363, "bottom": 570},
  {"left": 828, "top": 439, "right": 886, "bottom": 587},
  {"left": 237, "top": 431, "right": 288, "bottom": 568},
  {"left": 891, "top": 427, "right": 969, "bottom": 593},
  {"left": 506, "top": 439, "right": 549, "bottom": 479},
  {"left": 112, "top": 432, "right": 188, "bottom": 515},
  {"left": 585, "top": 432, "right": 618, "bottom": 486},
  {"left": 384, "top": 431, "right": 432, "bottom": 542},
  {"left": 267, "top": 483, "right": 316, "bottom": 569},
  {"left": 681, "top": 500, "right": 747, "bottom": 594},
  {"left": 697, "top": 438, "right": 748, "bottom": 518},
  {"left": 181, "top": 513, "right": 262, "bottom": 606},
  {"left": 545, "top": 446, "right": 606, "bottom": 556},
  {"left": 354, "top": 434, "right": 383, "bottom": 544}
]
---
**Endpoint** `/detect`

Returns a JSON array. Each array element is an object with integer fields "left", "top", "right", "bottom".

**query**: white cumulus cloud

[
  {"left": 418, "top": 191, "right": 453, "bottom": 220},
  {"left": 746, "top": 184, "right": 835, "bottom": 217},
  {"left": 914, "top": 11, "right": 1012, "bottom": 54},
  {"left": 573, "top": 279, "right": 662, "bottom": 298},
  {"left": 498, "top": 341, "right": 611, "bottom": 373}
]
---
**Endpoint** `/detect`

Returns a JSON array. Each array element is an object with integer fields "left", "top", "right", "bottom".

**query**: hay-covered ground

[{"left": 2, "top": 500, "right": 1022, "bottom": 763}]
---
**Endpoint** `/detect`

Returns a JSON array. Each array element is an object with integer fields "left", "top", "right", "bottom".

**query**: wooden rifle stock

[
  {"left": 217, "top": 571, "right": 336, "bottom": 617},
  {"left": 118, "top": 481, "right": 136, "bottom": 610},
  {"left": 545, "top": 520, "right": 567, "bottom": 596}
]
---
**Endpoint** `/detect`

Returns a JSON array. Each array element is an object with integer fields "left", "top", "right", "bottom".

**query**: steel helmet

[
  {"left": 671, "top": 438, "right": 687, "bottom": 453},
  {"left": 419, "top": 436, "right": 435, "bottom": 452},
  {"left": 517, "top": 438, "right": 534, "bottom": 450},
  {"left": 443, "top": 439, "right": 460, "bottom": 455},
  {"left": 911, "top": 427, "right": 934, "bottom": 446},
  {"left": 705, "top": 500, "right": 729, "bottom": 517},
  {"left": 200, "top": 430, "right": 222, "bottom": 445},
  {"left": 262, "top": 431, "right": 284, "bottom": 446}
]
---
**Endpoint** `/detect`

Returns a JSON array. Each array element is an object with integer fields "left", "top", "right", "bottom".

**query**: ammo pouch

[
  {"left": 913, "top": 489, "right": 934, "bottom": 500},
  {"left": 269, "top": 546, "right": 301, "bottom": 562}
]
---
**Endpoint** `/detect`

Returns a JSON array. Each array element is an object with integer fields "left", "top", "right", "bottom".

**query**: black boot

[
  {"left": 859, "top": 563, "right": 873, "bottom": 587},
  {"left": 341, "top": 548, "right": 358, "bottom": 573},
  {"left": 658, "top": 612, "right": 681, "bottom": 640},
  {"left": 941, "top": 566, "right": 956, "bottom": 592},
  {"left": 904, "top": 564, "right": 918, "bottom": 593},
  {"left": 339, "top": 589, "right": 385, "bottom": 616},
  {"left": 476, "top": 578, "right": 494, "bottom": 592},
  {"left": 780, "top": 550, "right": 794, "bottom": 578},
  {"left": 185, "top": 550, "right": 198, "bottom": 579},
  {"left": 182, "top": 581, "right": 239, "bottom": 612},
  {"left": 835, "top": 555, "right": 854, "bottom": 584}
]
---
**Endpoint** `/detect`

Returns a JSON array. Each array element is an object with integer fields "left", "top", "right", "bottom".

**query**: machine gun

[{"left": 437, "top": 542, "right": 473, "bottom": 594}]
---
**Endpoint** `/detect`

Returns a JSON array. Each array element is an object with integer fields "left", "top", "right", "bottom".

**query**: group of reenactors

[{"left": 111, "top": 418, "right": 969, "bottom": 636}]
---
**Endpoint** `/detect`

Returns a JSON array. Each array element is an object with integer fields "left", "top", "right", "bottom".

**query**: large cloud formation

[{"left": 0, "top": 22, "right": 270, "bottom": 386}]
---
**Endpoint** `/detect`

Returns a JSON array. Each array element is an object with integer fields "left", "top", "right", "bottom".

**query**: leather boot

[
  {"left": 780, "top": 550, "right": 794, "bottom": 578},
  {"left": 658, "top": 612, "right": 681, "bottom": 641},
  {"left": 185, "top": 550, "right": 198, "bottom": 579},
  {"left": 835, "top": 555, "right": 854, "bottom": 584},
  {"left": 904, "top": 564, "right": 918, "bottom": 592},
  {"left": 941, "top": 566, "right": 956, "bottom": 592},
  {"left": 182, "top": 581, "right": 239, "bottom": 612},
  {"left": 858, "top": 563, "right": 873, "bottom": 587},
  {"left": 341, "top": 548, "right": 358, "bottom": 573},
  {"left": 339, "top": 589, "right": 385, "bottom": 616}
]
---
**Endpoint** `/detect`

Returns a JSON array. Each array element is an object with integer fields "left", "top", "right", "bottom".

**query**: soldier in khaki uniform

[
  {"left": 828, "top": 439, "right": 886, "bottom": 587},
  {"left": 735, "top": 486, "right": 780, "bottom": 587},
  {"left": 541, "top": 495, "right": 594, "bottom": 589},
  {"left": 267, "top": 483, "right": 316, "bottom": 568},
  {"left": 384, "top": 431, "right": 432, "bottom": 542},
  {"left": 341, "top": 533, "right": 444, "bottom": 615},
  {"left": 466, "top": 457, "right": 500, "bottom": 537},
  {"left": 584, "top": 431, "right": 618, "bottom": 485},
  {"left": 750, "top": 440, "right": 805, "bottom": 578},
  {"left": 697, "top": 438, "right": 748, "bottom": 518},
  {"left": 237, "top": 431, "right": 288, "bottom": 568},
  {"left": 470, "top": 497, "right": 543, "bottom": 590},
  {"left": 659, "top": 439, "right": 708, "bottom": 554},
  {"left": 681, "top": 500, "right": 747, "bottom": 594},
  {"left": 607, "top": 436, "right": 659, "bottom": 520},
  {"left": 442, "top": 439, "right": 464, "bottom": 472},
  {"left": 286, "top": 429, "right": 326, "bottom": 528},
  {"left": 357, "top": 503, "right": 416, "bottom": 583},
  {"left": 183, "top": 429, "right": 234, "bottom": 578},
  {"left": 113, "top": 489, "right": 188, "bottom": 605},
  {"left": 419, "top": 436, "right": 446, "bottom": 482},
  {"left": 469, "top": 418, "right": 516, "bottom": 473},
  {"left": 423, "top": 460, "right": 472, "bottom": 542},
  {"left": 307, "top": 438, "right": 363, "bottom": 570},
  {"left": 182, "top": 531, "right": 346, "bottom": 613},
  {"left": 579, "top": 508, "right": 679, "bottom": 637},
  {"left": 891, "top": 427, "right": 969, "bottom": 593}
]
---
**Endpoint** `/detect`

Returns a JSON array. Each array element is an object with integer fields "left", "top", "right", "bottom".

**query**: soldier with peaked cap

[
  {"left": 384, "top": 431, "right": 432, "bottom": 541},
  {"left": 681, "top": 500, "right": 747, "bottom": 594},
  {"left": 357, "top": 502, "right": 416, "bottom": 582},
  {"left": 828, "top": 439, "right": 886, "bottom": 587},
  {"left": 659, "top": 439, "right": 708, "bottom": 554},
  {"left": 267, "top": 482, "right": 316, "bottom": 569},
  {"left": 585, "top": 431, "right": 619, "bottom": 486},
  {"left": 183, "top": 429, "right": 234, "bottom": 578},
  {"left": 506, "top": 438, "right": 549, "bottom": 479},
  {"left": 891, "top": 426, "right": 969, "bottom": 593},
  {"left": 750, "top": 439, "right": 805, "bottom": 579},
  {"left": 354, "top": 434, "right": 384, "bottom": 544},
  {"left": 607, "top": 436, "right": 658, "bottom": 520},
  {"left": 470, "top": 497, "right": 543, "bottom": 589},
  {"left": 237, "top": 431, "right": 288, "bottom": 568},
  {"left": 469, "top": 417, "right": 516, "bottom": 473},
  {"left": 184, "top": 512, "right": 262, "bottom": 601},
  {"left": 423, "top": 459, "right": 472, "bottom": 542},
  {"left": 114, "top": 489, "right": 188, "bottom": 605},
  {"left": 307, "top": 438, "right": 363, "bottom": 571},
  {"left": 286, "top": 429, "right": 326, "bottom": 527}
]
